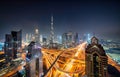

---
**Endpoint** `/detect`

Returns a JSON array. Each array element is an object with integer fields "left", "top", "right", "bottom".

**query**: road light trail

[{"left": 42, "top": 42, "right": 120, "bottom": 77}]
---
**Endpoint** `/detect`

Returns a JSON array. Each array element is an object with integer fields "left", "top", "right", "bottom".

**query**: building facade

[
  {"left": 4, "top": 30, "right": 22, "bottom": 62},
  {"left": 27, "top": 41, "right": 43, "bottom": 77},
  {"left": 62, "top": 31, "right": 79, "bottom": 48},
  {"left": 85, "top": 36, "right": 108, "bottom": 77},
  {"left": 4, "top": 34, "right": 13, "bottom": 62},
  {"left": 11, "top": 30, "right": 22, "bottom": 59},
  {"left": 34, "top": 28, "right": 40, "bottom": 43}
]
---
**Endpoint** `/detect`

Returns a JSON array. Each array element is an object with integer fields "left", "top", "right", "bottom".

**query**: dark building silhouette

[
  {"left": 85, "top": 36, "right": 108, "bottom": 77},
  {"left": 4, "top": 30, "right": 22, "bottom": 61},
  {"left": 11, "top": 30, "right": 22, "bottom": 59},
  {"left": 4, "top": 34, "right": 13, "bottom": 62},
  {"left": 42, "top": 37, "right": 47, "bottom": 46},
  {"left": 62, "top": 33, "right": 67, "bottom": 45},
  {"left": 74, "top": 32, "right": 79, "bottom": 45}
]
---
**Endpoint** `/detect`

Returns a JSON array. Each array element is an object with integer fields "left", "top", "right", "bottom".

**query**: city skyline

[
  {"left": 0, "top": 0, "right": 120, "bottom": 41},
  {"left": 0, "top": 1, "right": 120, "bottom": 77}
]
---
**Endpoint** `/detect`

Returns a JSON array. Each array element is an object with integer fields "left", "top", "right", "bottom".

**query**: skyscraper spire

[{"left": 50, "top": 15, "right": 54, "bottom": 44}]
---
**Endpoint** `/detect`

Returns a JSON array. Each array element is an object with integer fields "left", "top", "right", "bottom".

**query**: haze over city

[{"left": 0, "top": 0, "right": 120, "bottom": 40}]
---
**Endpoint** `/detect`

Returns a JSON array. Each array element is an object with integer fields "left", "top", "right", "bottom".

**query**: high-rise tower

[
  {"left": 4, "top": 30, "right": 22, "bottom": 61},
  {"left": 50, "top": 15, "right": 54, "bottom": 44},
  {"left": 27, "top": 41, "right": 43, "bottom": 77},
  {"left": 85, "top": 36, "right": 108, "bottom": 77},
  {"left": 34, "top": 27, "right": 40, "bottom": 43}
]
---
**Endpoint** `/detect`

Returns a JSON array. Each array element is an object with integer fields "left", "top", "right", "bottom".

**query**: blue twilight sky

[{"left": 0, "top": 0, "right": 120, "bottom": 40}]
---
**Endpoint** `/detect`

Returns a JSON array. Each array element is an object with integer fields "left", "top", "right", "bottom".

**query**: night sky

[{"left": 0, "top": 0, "right": 120, "bottom": 40}]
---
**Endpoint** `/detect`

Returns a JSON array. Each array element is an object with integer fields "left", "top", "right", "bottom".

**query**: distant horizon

[{"left": 0, "top": 28, "right": 120, "bottom": 42}]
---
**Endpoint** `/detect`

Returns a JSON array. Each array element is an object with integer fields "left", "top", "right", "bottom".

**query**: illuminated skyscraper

[
  {"left": 85, "top": 36, "right": 108, "bottom": 77},
  {"left": 40, "top": 35, "right": 43, "bottom": 43},
  {"left": 34, "top": 27, "right": 40, "bottom": 43},
  {"left": 26, "top": 34, "right": 28, "bottom": 42},
  {"left": 62, "top": 32, "right": 73, "bottom": 48},
  {"left": 83, "top": 33, "right": 93, "bottom": 43},
  {"left": 56, "top": 35, "right": 62, "bottom": 44},
  {"left": 50, "top": 15, "right": 54, "bottom": 44},
  {"left": 26, "top": 33, "right": 33, "bottom": 43},
  {"left": 62, "top": 31, "right": 79, "bottom": 48},
  {"left": 27, "top": 41, "right": 43, "bottom": 77}
]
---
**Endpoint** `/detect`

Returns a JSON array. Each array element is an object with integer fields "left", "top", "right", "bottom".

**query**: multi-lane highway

[
  {"left": 42, "top": 42, "right": 120, "bottom": 77},
  {"left": 42, "top": 42, "right": 87, "bottom": 77}
]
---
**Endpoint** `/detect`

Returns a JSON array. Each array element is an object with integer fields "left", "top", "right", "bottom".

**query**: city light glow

[{"left": 42, "top": 42, "right": 120, "bottom": 77}]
